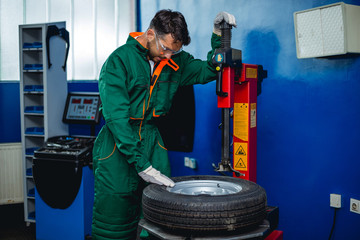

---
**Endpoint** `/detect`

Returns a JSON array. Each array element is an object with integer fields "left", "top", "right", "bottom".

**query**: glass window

[
  {"left": 0, "top": 0, "right": 136, "bottom": 81},
  {"left": 0, "top": 0, "right": 23, "bottom": 81}
]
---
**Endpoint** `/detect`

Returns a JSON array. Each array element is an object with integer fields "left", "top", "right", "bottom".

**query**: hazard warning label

[
  {"left": 234, "top": 103, "right": 249, "bottom": 141},
  {"left": 234, "top": 142, "right": 248, "bottom": 171},
  {"left": 235, "top": 158, "right": 247, "bottom": 169}
]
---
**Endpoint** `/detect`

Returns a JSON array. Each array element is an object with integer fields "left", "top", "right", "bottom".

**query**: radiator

[{"left": 0, "top": 143, "right": 24, "bottom": 205}]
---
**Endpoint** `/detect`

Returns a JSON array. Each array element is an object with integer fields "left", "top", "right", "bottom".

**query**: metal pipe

[
  {"left": 221, "top": 22, "right": 232, "bottom": 169},
  {"left": 222, "top": 108, "right": 230, "bottom": 165}
]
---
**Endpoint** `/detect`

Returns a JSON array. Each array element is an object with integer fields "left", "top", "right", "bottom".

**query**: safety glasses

[{"left": 155, "top": 32, "right": 183, "bottom": 55}]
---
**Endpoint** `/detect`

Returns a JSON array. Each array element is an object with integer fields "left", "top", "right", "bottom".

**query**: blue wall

[
  {"left": 0, "top": 82, "right": 21, "bottom": 143},
  {"left": 1, "top": 0, "right": 360, "bottom": 239},
  {"left": 140, "top": 0, "right": 360, "bottom": 239}
]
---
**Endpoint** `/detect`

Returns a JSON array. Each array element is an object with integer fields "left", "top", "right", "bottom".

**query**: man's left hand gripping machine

[{"left": 212, "top": 21, "right": 267, "bottom": 182}]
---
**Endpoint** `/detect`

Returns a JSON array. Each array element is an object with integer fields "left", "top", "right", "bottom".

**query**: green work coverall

[{"left": 92, "top": 32, "right": 221, "bottom": 240}]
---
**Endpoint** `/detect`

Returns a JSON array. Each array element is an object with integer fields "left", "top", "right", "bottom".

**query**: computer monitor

[{"left": 63, "top": 92, "right": 101, "bottom": 124}]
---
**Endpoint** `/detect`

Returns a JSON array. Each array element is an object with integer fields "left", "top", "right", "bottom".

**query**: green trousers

[{"left": 92, "top": 124, "right": 170, "bottom": 240}]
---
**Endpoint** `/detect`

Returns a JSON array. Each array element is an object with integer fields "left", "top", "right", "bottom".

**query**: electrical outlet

[
  {"left": 330, "top": 194, "right": 341, "bottom": 208},
  {"left": 184, "top": 157, "right": 190, "bottom": 167},
  {"left": 350, "top": 198, "right": 360, "bottom": 214},
  {"left": 189, "top": 158, "right": 197, "bottom": 169}
]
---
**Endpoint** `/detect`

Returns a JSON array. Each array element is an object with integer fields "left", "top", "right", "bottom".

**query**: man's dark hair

[{"left": 149, "top": 9, "right": 191, "bottom": 46}]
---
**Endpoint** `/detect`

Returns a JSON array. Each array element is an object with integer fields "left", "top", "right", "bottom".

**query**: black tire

[{"left": 142, "top": 175, "right": 267, "bottom": 232}]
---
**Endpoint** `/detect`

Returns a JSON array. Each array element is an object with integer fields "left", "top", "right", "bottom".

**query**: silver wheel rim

[{"left": 167, "top": 180, "right": 242, "bottom": 196}]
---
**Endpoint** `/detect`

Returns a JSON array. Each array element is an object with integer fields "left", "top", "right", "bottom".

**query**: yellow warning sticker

[
  {"left": 234, "top": 142, "right": 248, "bottom": 171},
  {"left": 234, "top": 103, "right": 248, "bottom": 141},
  {"left": 250, "top": 103, "right": 256, "bottom": 128},
  {"left": 246, "top": 67, "right": 257, "bottom": 79}
]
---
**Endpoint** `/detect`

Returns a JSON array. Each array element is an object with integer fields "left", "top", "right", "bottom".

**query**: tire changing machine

[
  {"left": 33, "top": 92, "right": 101, "bottom": 240},
  {"left": 137, "top": 22, "right": 283, "bottom": 240}
]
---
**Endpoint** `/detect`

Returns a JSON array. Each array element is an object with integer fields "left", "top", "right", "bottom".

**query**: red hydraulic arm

[{"left": 212, "top": 22, "right": 267, "bottom": 182}]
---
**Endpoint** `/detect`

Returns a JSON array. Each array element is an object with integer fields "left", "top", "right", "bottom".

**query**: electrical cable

[{"left": 328, "top": 208, "right": 338, "bottom": 240}]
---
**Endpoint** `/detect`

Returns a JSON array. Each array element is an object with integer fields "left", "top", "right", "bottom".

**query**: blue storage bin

[
  {"left": 25, "top": 106, "right": 44, "bottom": 113},
  {"left": 26, "top": 147, "right": 39, "bottom": 155},
  {"left": 23, "top": 42, "right": 33, "bottom": 48},
  {"left": 24, "top": 106, "right": 35, "bottom": 112},
  {"left": 24, "top": 64, "right": 43, "bottom": 70},
  {"left": 23, "top": 42, "right": 42, "bottom": 48},
  {"left": 34, "top": 85, "right": 43, "bottom": 91},
  {"left": 32, "top": 64, "right": 43, "bottom": 70},
  {"left": 24, "top": 85, "right": 43, "bottom": 92},
  {"left": 26, "top": 168, "right": 33, "bottom": 176},
  {"left": 25, "top": 127, "right": 44, "bottom": 135},
  {"left": 24, "top": 85, "right": 35, "bottom": 91},
  {"left": 28, "top": 188, "right": 35, "bottom": 197},
  {"left": 32, "top": 42, "right": 42, "bottom": 48},
  {"left": 24, "top": 64, "right": 34, "bottom": 70},
  {"left": 28, "top": 211, "right": 35, "bottom": 220}
]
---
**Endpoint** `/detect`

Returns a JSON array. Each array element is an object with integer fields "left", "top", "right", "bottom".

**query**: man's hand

[
  {"left": 138, "top": 166, "right": 175, "bottom": 187},
  {"left": 213, "top": 11, "right": 237, "bottom": 36}
]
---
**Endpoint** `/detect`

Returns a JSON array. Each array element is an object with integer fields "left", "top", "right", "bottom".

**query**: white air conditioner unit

[{"left": 294, "top": 2, "right": 360, "bottom": 59}]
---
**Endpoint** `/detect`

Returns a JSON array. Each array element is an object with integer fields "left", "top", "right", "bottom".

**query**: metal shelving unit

[{"left": 19, "top": 22, "right": 68, "bottom": 224}]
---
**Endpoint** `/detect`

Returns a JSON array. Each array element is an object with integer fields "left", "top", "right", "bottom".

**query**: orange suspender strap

[
  {"left": 167, "top": 59, "right": 179, "bottom": 71},
  {"left": 149, "top": 59, "right": 179, "bottom": 117},
  {"left": 147, "top": 59, "right": 179, "bottom": 110},
  {"left": 139, "top": 58, "right": 180, "bottom": 138},
  {"left": 149, "top": 60, "right": 168, "bottom": 97}
]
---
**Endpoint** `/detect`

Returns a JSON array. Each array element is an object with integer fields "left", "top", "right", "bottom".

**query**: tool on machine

[
  {"left": 212, "top": 20, "right": 243, "bottom": 177},
  {"left": 212, "top": 20, "right": 267, "bottom": 181}
]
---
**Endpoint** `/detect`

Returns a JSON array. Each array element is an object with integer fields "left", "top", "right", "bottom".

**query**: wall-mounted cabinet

[
  {"left": 19, "top": 22, "right": 69, "bottom": 224},
  {"left": 294, "top": 2, "right": 360, "bottom": 58}
]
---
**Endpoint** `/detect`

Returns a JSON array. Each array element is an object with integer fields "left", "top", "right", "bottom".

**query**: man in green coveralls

[{"left": 92, "top": 9, "right": 236, "bottom": 239}]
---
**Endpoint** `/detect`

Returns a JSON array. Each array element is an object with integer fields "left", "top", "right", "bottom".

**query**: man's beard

[{"left": 147, "top": 41, "right": 162, "bottom": 62}]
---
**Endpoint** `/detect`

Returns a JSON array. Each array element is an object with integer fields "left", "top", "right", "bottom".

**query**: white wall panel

[
  {"left": 96, "top": 0, "right": 116, "bottom": 79},
  {"left": 95, "top": 0, "right": 136, "bottom": 79},
  {"left": 73, "top": 0, "right": 95, "bottom": 79},
  {"left": 48, "top": 0, "right": 71, "bottom": 22},
  {"left": 0, "top": 0, "right": 23, "bottom": 80},
  {"left": 25, "top": 0, "right": 47, "bottom": 23},
  {"left": 116, "top": 0, "right": 136, "bottom": 49}
]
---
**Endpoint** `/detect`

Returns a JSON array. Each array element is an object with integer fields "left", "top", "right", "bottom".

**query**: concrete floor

[{"left": 0, "top": 204, "right": 35, "bottom": 240}]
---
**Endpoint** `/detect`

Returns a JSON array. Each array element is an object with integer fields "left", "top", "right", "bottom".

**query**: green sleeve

[
  {"left": 179, "top": 33, "right": 221, "bottom": 86},
  {"left": 98, "top": 54, "right": 151, "bottom": 173}
]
